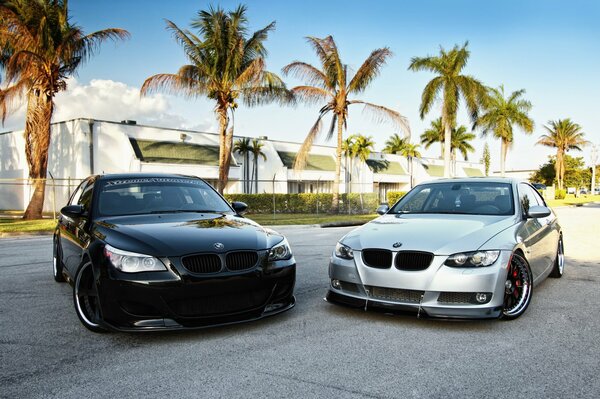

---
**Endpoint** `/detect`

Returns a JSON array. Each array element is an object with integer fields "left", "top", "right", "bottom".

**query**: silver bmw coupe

[{"left": 327, "top": 178, "right": 563, "bottom": 320}]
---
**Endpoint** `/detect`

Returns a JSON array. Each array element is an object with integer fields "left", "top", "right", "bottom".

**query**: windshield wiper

[{"left": 148, "top": 209, "right": 225, "bottom": 214}]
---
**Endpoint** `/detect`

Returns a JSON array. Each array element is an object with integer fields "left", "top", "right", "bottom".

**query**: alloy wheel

[
  {"left": 502, "top": 253, "right": 532, "bottom": 319},
  {"left": 74, "top": 262, "right": 105, "bottom": 331}
]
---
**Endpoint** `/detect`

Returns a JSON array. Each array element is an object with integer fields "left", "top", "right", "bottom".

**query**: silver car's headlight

[
  {"left": 104, "top": 244, "right": 166, "bottom": 273},
  {"left": 445, "top": 250, "right": 500, "bottom": 267},
  {"left": 334, "top": 242, "right": 354, "bottom": 259},
  {"left": 268, "top": 238, "right": 292, "bottom": 261}
]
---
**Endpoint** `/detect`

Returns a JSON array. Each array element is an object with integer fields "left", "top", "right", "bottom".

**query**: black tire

[
  {"left": 501, "top": 253, "right": 533, "bottom": 320},
  {"left": 53, "top": 237, "right": 66, "bottom": 283},
  {"left": 549, "top": 235, "right": 565, "bottom": 278},
  {"left": 73, "top": 261, "right": 108, "bottom": 333}
]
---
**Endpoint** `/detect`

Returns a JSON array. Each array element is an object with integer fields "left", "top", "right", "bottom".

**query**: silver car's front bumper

[{"left": 327, "top": 250, "right": 512, "bottom": 319}]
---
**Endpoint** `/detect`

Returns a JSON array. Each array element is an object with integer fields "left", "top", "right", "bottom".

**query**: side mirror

[
  {"left": 60, "top": 204, "right": 86, "bottom": 219},
  {"left": 527, "top": 205, "right": 551, "bottom": 219},
  {"left": 376, "top": 204, "right": 389, "bottom": 215},
  {"left": 231, "top": 201, "right": 248, "bottom": 215}
]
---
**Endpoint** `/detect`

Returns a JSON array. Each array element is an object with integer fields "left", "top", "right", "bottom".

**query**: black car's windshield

[
  {"left": 389, "top": 181, "right": 515, "bottom": 216},
  {"left": 96, "top": 177, "right": 232, "bottom": 217}
]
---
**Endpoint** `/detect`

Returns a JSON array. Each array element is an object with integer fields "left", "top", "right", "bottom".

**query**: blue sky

[{"left": 12, "top": 0, "right": 600, "bottom": 171}]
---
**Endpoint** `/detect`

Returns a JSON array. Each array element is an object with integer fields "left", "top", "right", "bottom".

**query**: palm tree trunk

[
  {"left": 216, "top": 105, "right": 230, "bottom": 194},
  {"left": 251, "top": 154, "right": 256, "bottom": 194},
  {"left": 23, "top": 92, "right": 54, "bottom": 220},
  {"left": 500, "top": 140, "right": 508, "bottom": 177},
  {"left": 442, "top": 116, "right": 452, "bottom": 178},
  {"left": 556, "top": 150, "right": 563, "bottom": 190},
  {"left": 332, "top": 115, "right": 344, "bottom": 213},
  {"left": 255, "top": 153, "right": 259, "bottom": 194}
]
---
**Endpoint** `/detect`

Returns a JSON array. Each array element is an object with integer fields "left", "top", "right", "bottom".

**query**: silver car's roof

[{"left": 418, "top": 177, "right": 523, "bottom": 185}]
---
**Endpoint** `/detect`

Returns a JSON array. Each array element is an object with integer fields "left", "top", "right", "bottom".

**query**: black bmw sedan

[{"left": 53, "top": 174, "right": 296, "bottom": 332}]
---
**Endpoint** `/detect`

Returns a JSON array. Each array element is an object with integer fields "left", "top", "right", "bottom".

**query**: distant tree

[
  {"left": 383, "top": 133, "right": 409, "bottom": 154},
  {"left": 233, "top": 138, "right": 252, "bottom": 192},
  {"left": 141, "top": 5, "right": 291, "bottom": 193},
  {"left": 250, "top": 138, "right": 266, "bottom": 193},
  {"left": 531, "top": 155, "right": 591, "bottom": 189},
  {"left": 283, "top": 35, "right": 409, "bottom": 212},
  {"left": 0, "top": 0, "right": 129, "bottom": 219},
  {"left": 536, "top": 119, "right": 588, "bottom": 190},
  {"left": 420, "top": 117, "right": 475, "bottom": 161},
  {"left": 476, "top": 85, "right": 534, "bottom": 176},
  {"left": 398, "top": 142, "right": 421, "bottom": 188},
  {"left": 482, "top": 143, "right": 491, "bottom": 176},
  {"left": 409, "top": 42, "right": 486, "bottom": 177}
]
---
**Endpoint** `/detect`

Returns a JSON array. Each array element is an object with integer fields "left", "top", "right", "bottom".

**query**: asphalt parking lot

[{"left": 1, "top": 205, "right": 599, "bottom": 398}]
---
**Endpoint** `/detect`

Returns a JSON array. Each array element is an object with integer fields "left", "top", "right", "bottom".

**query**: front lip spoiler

[
  {"left": 99, "top": 296, "right": 296, "bottom": 332},
  {"left": 325, "top": 290, "right": 502, "bottom": 320}
]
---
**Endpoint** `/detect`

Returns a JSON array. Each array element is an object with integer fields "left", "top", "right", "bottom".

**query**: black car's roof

[{"left": 95, "top": 173, "right": 199, "bottom": 181}]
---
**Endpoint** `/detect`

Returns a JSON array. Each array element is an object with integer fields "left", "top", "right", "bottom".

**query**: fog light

[
  {"left": 332, "top": 279, "right": 341, "bottom": 289},
  {"left": 475, "top": 293, "right": 488, "bottom": 303}
]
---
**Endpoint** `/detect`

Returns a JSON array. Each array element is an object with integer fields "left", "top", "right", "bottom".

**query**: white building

[{"left": 0, "top": 118, "right": 485, "bottom": 211}]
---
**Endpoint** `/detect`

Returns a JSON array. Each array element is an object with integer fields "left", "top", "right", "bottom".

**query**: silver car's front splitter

[{"left": 327, "top": 251, "right": 511, "bottom": 319}]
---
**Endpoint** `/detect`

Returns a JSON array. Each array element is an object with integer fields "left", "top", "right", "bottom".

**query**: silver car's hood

[{"left": 342, "top": 213, "right": 518, "bottom": 255}]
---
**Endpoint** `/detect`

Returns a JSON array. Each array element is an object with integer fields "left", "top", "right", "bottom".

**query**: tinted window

[
  {"left": 97, "top": 177, "right": 232, "bottom": 216},
  {"left": 68, "top": 181, "right": 87, "bottom": 206},
  {"left": 389, "top": 182, "right": 514, "bottom": 216},
  {"left": 78, "top": 182, "right": 94, "bottom": 211},
  {"left": 518, "top": 183, "right": 541, "bottom": 215}
]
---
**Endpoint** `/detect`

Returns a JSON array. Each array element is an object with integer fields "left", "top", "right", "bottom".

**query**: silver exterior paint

[{"left": 327, "top": 178, "right": 562, "bottom": 319}]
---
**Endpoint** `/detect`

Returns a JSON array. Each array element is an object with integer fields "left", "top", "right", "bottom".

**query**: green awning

[
  {"left": 366, "top": 159, "right": 407, "bottom": 175},
  {"left": 424, "top": 164, "right": 445, "bottom": 177},
  {"left": 463, "top": 167, "right": 484, "bottom": 177},
  {"left": 129, "top": 138, "right": 220, "bottom": 166},
  {"left": 277, "top": 151, "right": 336, "bottom": 171}
]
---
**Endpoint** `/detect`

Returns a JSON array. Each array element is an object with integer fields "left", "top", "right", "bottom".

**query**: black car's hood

[{"left": 93, "top": 213, "right": 283, "bottom": 257}]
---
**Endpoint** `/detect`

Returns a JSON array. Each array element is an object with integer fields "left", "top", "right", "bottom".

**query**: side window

[
  {"left": 68, "top": 181, "right": 87, "bottom": 206},
  {"left": 78, "top": 182, "right": 94, "bottom": 211},
  {"left": 518, "top": 184, "right": 540, "bottom": 215}
]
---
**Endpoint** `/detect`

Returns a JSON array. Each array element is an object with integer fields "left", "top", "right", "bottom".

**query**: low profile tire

[
  {"left": 73, "top": 261, "right": 108, "bottom": 333},
  {"left": 501, "top": 253, "right": 533, "bottom": 320},
  {"left": 550, "top": 236, "right": 565, "bottom": 278},
  {"left": 53, "top": 237, "right": 66, "bottom": 283}
]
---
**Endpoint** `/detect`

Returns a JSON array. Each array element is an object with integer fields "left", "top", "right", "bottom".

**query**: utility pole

[{"left": 591, "top": 144, "right": 598, "bottom": 196}]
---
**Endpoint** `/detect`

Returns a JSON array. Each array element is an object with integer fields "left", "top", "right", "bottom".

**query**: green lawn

[
  {"left": 246, "top": 213, "right": 377, "bottom": 226},
  {"left": 545, "top": 194, "right": 600, "bottom": 208},
  {"left": 0, "top": 218, "right": 56, "bottom": 234}
]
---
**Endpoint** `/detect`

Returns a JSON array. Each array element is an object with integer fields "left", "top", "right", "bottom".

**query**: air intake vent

[
  {"left": 394, "top": 251, "right": 434, "bottom": 271},
  {"left": 362, "top": 249, "right": 392, "bottom": 269}
]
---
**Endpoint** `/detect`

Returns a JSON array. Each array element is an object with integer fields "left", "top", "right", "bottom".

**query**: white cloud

[{"left": 1, "top": 78, "right": 214, "bottom": 133}]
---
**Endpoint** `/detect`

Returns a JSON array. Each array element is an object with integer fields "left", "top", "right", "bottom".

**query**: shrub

[
  {"left": 386, "top": 191, "right": 407, "bottom": 206},
  {"left": 555, "top": 189, "right": 566, "bottom": 200}
]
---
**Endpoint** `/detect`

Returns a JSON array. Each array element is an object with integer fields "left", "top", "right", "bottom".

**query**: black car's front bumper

[{"left": 95, "top": 258, "right": 296, "bottom": 332}]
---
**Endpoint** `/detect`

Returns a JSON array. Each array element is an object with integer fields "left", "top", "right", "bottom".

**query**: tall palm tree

[
  {"left": 409, "top": 42, "right": 486, "bottom": 178},
  {"left": 249, "top": 138, "right": 266, "bottom": 193},
  {"left": 476, "top": 85, "right": 534, "bottom": 176},
  {"left": 382, "top": 133, "right": 409, "bottom": 155},
  {"left": 398, "top": 142, "right": 421, "bottom": 188},
  {"left": 141, "top": 5, "right": 292, "bottom": 194},
  {"left": 0, "top": 0, "right": 129, "bottom": 219},
  {"left": 233, "top": 137, "right": 252, "bottom": 193},
  {"left": 283, "top": 35, "right": 409, "bottom": 212},
  {"left": 537, "top": 119, "right": 589, "bottom": 190},
  {"left": 350, "top": 134, "right": 374, "bottom": 211},
  {"left": 342, "top": 134, "right": 357, "bottom": 191}
]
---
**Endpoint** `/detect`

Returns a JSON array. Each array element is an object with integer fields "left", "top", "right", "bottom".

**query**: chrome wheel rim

[
  {"left": 53, "top": 255, "right": 58, "bottom": 277},
  {"left": 503, "top": 254, "right": 532, "bottom": 317},
  {"left": 75, "top": 263, "right": 101, "bottom": 328},
  {"left": 557, "top": 238, "right": 565, "bottom": 275}
]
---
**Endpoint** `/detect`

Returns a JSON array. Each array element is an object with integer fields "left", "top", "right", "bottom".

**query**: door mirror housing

[
  {"left": 527, "top": 205, "right": 551, "bottom": 219},
  {"left": 231, "top": 201, "right": 248, "bottom": 215},
  {"left": 376, "top": 204, "right": 389, "bottom": 215},
  {"left": 60, "top": 204, "right": 86, "bottom": 219}
]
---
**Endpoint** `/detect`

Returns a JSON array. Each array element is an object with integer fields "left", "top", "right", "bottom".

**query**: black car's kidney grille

[
  {"left": 169, "top": 288, "right": 272, "bottom": 317},
  {"left": 181, "top": 254, "right": 222, "bottom": 274},
  {"left": 394, "top": 251, "right": 434, "bottom": 271},
  {"left": 362, "top": 249, "right": 392, "bottom": 269},
  {"left": 226, "top": 251, "right": 259, "bottom": 271}
]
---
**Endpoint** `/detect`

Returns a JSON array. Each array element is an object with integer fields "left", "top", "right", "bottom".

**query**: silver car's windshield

[
  {"left": 97, "top": 177, "right": 232, "bottom": 217},
  {"left": 389, "top": 182, "right": 515, "bottom": 216}
]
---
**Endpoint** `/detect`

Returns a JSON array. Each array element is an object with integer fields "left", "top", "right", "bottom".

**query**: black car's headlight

[
  {"left": 444, "top": 250, "right": 500, "bottom": 267},
  {"left": 268, "top": 238, "right": 292, "bottom": 261},
  {"left": 334, "top": 242, "right": 354, "bottom": 259},
  {"left": 104, "top": 244, "right": 167, "bottom": 272}
]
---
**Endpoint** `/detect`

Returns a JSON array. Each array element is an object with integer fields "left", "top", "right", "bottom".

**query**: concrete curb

[
  {"left": 319, "top": 220, "right": 367, "bottom": 228},
  {"left": 0, "top": 231, "right": 53, "bottom": 239}
]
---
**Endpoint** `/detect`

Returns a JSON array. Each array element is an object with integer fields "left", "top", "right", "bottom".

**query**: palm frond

[
  {"left": 293, "top": 112, "right": 328, "bottom": 170},
  {"left": 349, "top": 100, "right": 410, "bottom": 137},
  {"left": 347, "top": 47, "right": 391, "bottom": 94}
]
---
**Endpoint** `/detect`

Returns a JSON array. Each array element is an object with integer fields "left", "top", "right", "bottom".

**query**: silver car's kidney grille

[
  {"left": 226, "top": 251, "right": 259, "bottom": 271},
  {"left": 394, "top": 251, "right": 434, "bottom": 271},
  {"left": 362, "top": 249, "right": 392, "bottom": 268},
  {"left": 182, "top": 254, "right": 222, "bottom": 273},
  {"left": 367, "top": 286, "right": 424, "bottom": 303}
]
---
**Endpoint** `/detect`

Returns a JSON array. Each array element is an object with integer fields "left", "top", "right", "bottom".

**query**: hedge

[
  {"left": 386, "top": 191, "right": 407, "bottom": 206},
  {"left": 224, "top": 192, "right": 380, "bottom": 214},
  {"left": 555, "top": 189, "right": 566, "bottom": 200}
]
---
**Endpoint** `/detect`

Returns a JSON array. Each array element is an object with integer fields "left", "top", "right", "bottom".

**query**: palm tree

[
  {"left": 409, "top": 42, "right": 486, "bottom": 178},
  {"left": 249, "top": 138, "right": 266, "bottom": 193},
  {"left": 451, "top": 125, "right": 476, "bottom": 161},
  {"left": 342, "top": 134, "right": 357, "bottom": 191},
  {"left": 141, "top": 5, "right": 292, "bottom": 194},
  {"left": 233, "top": 137, "right": 252, "bottom": 193},
  {"left": 351, "top": 134, "right": 374, "bottom": 211},
  {"left": 420, "top": 118, "right": 445, "bottom": 157},
  {"left": 398, "top": 142, "right": 421, "bottom": 188},
  {"left": 537, "top": 119, "right": 589, "bottom": 190},
  {"left": 283, "top": 35, "right": 409, "bottom": 212},
  {"left": 476, "top": 85, "right": 534, "bottom": 176},
  {"left": 0, "top": 0, "right": 129, "bottom": 219},
  {"left": 382, "top": 133, "right": 409, "bottom": 155}
]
